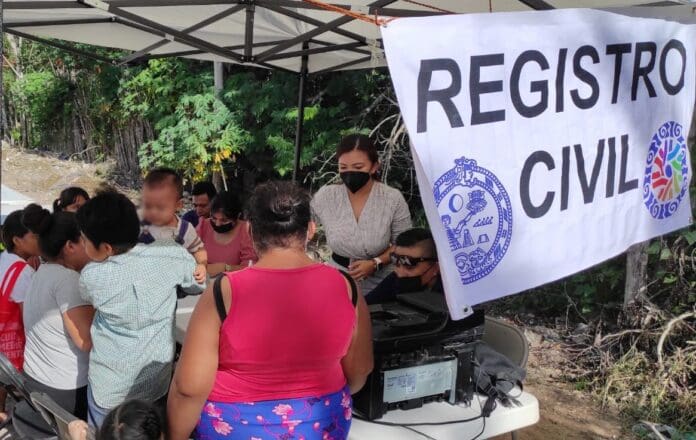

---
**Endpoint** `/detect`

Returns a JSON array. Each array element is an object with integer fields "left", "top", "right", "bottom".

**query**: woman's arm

[
  {"left": 340, "top": 286, "right": 374, "bottom": 394},
  {"left": 390, "top": 191, "right": 413, "bottom": 242},
  {"left": 238, "top": 222, "right": 258, "bottom": 266},
  {"left": 207, "top": 263, "right": 246, "bottom": 276},
  {"left": 348, "top": 245, "right": 392, "bottom": 282},
  {"left": 168, "top": 281, "right": 224, "bottom": 440},
  {"left": 62, "top": 306, "right": 95, "bottom": 352},
  {"left": 206, "top": 262, "right": 227, "bottom": 277}
]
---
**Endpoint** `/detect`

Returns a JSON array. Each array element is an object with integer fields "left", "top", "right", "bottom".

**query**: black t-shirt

[
  {"left": 365, "top": 272, "right": 444, "bottom": 305},
  {"left": 181, "top": 209, "right": 200, "bottom": 227}
]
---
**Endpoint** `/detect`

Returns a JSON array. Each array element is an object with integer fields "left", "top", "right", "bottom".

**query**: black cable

[
  {"left": 403, "top": 425, "right": 438, "bottom": 440},
  {"left": 469, "top": 389, "right": 487, "bottom": 440}
]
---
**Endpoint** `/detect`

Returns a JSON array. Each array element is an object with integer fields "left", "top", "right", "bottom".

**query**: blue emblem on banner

[
  {"left": 643, "top": 121, "right": 690, "bottom": 219},
  {"left": 434, "top": 157, "right": 513, "bottom": 284}
]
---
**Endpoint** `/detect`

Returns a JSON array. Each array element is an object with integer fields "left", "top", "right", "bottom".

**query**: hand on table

[{"left": 348, "top": 260, "right": 376, "bottom": 282}]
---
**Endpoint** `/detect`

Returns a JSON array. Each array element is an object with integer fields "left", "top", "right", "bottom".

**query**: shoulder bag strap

[
  {"left": 212, "top": 274, "right": 228, "bottom": 322},
  {"left": 338, "top": 270, "right": 359, "bottom": 308},
  {"left": 0, "top": 261, "right": 28, "bottom": 300}
]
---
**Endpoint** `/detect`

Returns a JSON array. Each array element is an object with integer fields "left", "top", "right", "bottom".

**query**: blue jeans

[
  {"left": 86, "top": 386, "right": 110, "bottom": 428},
  {"left": 87, "top": 386, "right": 168, "bottom": 429}
]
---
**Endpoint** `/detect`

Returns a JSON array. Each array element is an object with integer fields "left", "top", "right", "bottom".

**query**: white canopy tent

[
  {"left": 3, "top": 0, "right": 696, "bottom": 73},
  {"left": 1, "top": 0, "right": 695, "bottom": 183}
]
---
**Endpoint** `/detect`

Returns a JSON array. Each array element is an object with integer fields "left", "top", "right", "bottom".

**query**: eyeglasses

[{"left": 390, "top": 253, "right": 438, "bottom": 268}]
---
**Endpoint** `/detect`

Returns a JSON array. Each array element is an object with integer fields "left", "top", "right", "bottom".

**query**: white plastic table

[
  {"left": 174, "top": 297, "right": 540, "bottom": 440},
  {"left": 348, "top": 391, "right": 538, "bottom": 439},
  {"left": 175, "top": 295, "right": 199, "bottom": 344}
]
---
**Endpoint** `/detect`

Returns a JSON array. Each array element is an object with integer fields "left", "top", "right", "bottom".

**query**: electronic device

[{"left": 353, "top": 291, "right": 485, "bottom": 420}]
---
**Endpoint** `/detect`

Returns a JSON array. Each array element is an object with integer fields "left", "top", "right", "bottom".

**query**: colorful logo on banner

[
  {"left": 643, "top": 121, "right": 690, "bottom": 220},
  {"left": 433, "top": 157, "right": 513, "bottom": 284}
]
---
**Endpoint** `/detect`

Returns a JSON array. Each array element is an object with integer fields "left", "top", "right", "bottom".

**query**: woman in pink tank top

[
  {"left": 168, "top": 181, "right": 373, "bottom": 440},
  {"left": 197, "top": 190, "right": 257, "bottom": 277}
]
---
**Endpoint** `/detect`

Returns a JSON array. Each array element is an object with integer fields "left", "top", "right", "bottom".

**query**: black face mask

[
  {"left": 395, "top": 275, "right": 425, "bottom": 293},
  {"left": 340, "top": 171, "right": 371, "bottom": 193},
  {"left": 211, "top": 220, "right": 235, "bottom": 234}
]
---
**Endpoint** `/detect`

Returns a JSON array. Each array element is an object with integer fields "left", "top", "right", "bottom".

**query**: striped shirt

[
  {"left": 140, "top": 216, "right": 204, "bottom": 254},
  {"left": 79, "top": 242, "right": 205, "bottom": 409},
  {"left": 311, "top": 182, "right": 412, "bottom": 291}
]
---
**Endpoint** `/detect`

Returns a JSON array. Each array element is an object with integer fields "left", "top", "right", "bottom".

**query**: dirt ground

[
  {"left": 1, "top": 145, "right": 636, "bottom": 439},
  {"left": 490, "top": 327, "right": 636, "bottom": 440},
  {"left": 1, "top": 144, "right": 133, "bottom": 207}
]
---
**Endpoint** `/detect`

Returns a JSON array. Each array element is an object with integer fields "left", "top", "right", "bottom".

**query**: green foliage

[
  {"left": 10, "top": 71, "right": 73, "bottom": 145},
  {"left": 139, "top": 93, "right": 250, "bottom": 180},
  {"left": 119, "top": 59, "right": 212, "bottom": 122}
]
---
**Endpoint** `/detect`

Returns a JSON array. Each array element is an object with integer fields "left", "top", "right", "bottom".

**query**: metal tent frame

[{"left": 0, "top": 0, "right": 686, "bottom": 182}]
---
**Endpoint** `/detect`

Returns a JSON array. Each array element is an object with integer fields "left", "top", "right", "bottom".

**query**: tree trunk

[
  {"left": 624, "top": 242, "right": 649, "bottom": 309},
  {"left": 112, "top": 118, "right": 150, "bottom": 184}
]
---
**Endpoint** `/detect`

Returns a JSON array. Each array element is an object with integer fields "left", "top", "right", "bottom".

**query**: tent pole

[
  {"left": 213, "top": 61, "right": 228, "bottom": 191},
  {"left": 1, "top": 0, "right": 4, "bottom": 210},
  {"left": 292, "top": 43, "right": 309, "bottom": 183},
  {"left": 214, "top": 61, "right": 224, "bottom": 94}
]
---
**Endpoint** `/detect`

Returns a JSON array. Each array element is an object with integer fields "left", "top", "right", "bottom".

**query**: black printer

[{"left": 353, "top": 291, "right": 485, "bottom": 420}]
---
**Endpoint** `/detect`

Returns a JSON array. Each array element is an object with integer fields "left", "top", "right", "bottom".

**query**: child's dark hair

[
  {"left": 1, "top": 203, "right": 44, "bottom": 252},
  {"left": 247, "top": 181, "right": 311, "bottom": 253},
  {"left": 98, "top": 400, "right": 164, "bottom": 440},
  {"left": 191, "top": 181, "right": 217, "bottom": 200},
  {"left": 76, "top": 191, "right": 139, "bottom": 255},
  {"left": 210, "top": 190, "right": 242, "bottom": 221},
  {"left": 336, "top": 134, "right": 379, "bottom": 164},
  {"left": 25, "top": 208, "right": 81, "bottom": 260},
  {"left": 144, "top": 168, "right": 184, "bottom": 199},
  {"left": 53, "top": 187, "right": 90, "bottom": 213}
]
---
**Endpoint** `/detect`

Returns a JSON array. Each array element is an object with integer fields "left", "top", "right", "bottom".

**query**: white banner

[{"left": 382, "top": 9, "right": 694, "bottom": 319}]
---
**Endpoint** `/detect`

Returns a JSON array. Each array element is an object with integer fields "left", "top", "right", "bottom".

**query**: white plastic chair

[{"left": 481, "top": 317, "right": 530, "bottom": 439}]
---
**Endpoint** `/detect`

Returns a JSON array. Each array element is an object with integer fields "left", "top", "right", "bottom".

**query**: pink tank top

[
  {"left": 208, "top": 264, "right": 356, "bottom": 403},
  {"left": 196, "top": 219, "right": 257, "bottom": 267}
]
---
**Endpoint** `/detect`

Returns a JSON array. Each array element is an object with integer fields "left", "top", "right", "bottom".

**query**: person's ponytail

[{"left": 34, "top": 211, "right": 81, "bottom": 260}]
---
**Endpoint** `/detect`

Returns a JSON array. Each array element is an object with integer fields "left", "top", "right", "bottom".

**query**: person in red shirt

[
  {"left": 168, "top": 181, "right": 373, "bottom": 440},
  {"left": 0, "top": 205, "right": 42, "bottom": 422}
]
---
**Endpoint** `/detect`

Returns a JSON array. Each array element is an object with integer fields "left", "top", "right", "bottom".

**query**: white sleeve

[{"left": 10, "top": 266, "right": 35, "bottom": 304}]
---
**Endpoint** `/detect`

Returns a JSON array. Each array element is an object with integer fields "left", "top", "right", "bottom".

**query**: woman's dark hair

[
  {"left": 99, "top": 400, "right": 164, "bottom": 440},
  {"left": 76, "top": 191, "right": 140, "bottom": 254},
  {"left": 248, "top": 181, "right": 311, "bottom": 252},
  {"left": 336, "top": 134, "right": 379, "bottom": 164},
  {"left": 25, "top": 208, "right": 81, "bottom": 260},
  {"left": 210, "top": 190, "right": 242, "bottom": 221},
  {"left": 53, "top": 187, "right": 90, "bottom": 213}
]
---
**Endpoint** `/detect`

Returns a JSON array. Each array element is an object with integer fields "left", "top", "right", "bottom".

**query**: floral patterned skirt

[{"left": 195, "top": 385, "right": 352, "bottom": 440}]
